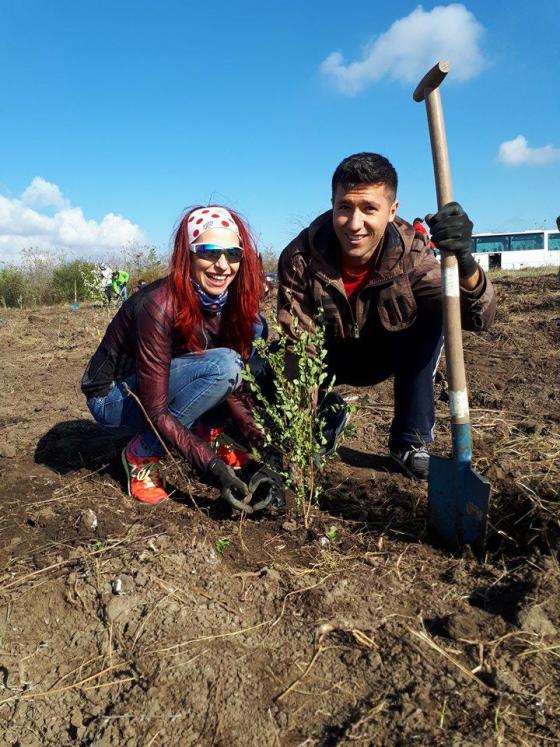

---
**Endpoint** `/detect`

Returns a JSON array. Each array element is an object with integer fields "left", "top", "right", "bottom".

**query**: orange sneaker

[{"left": 121, "top": 447, "right": 169, "bottom": 505}]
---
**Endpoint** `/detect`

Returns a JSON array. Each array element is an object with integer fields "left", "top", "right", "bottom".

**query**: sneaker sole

[
  {"left": 121, "top": 448, "right": 133, "bottom": 497},
  {"left": 389, "top": 452, "right": 429, "bottom": 481}
]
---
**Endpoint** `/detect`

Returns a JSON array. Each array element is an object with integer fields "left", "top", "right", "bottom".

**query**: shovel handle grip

[{"left": 413, "top": 60, "right": 450, "bottom": 102}]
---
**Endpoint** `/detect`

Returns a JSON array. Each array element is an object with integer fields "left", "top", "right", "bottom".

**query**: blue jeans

[
  {"left": 87, "top": 347, "right": 244, "bottom": 457},
  {"left": 326, "top": 310, "right": 444, "bottom": 447}
]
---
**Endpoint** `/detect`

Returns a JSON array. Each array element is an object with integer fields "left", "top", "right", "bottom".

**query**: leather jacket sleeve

[
  {"left": 277, "top": 237, "right": 319, "bottom": 379},
  {"left": 409, "top": 240, "right": 497, "bottom": 331},
  {"left": 134, "top": 293, "right": 215, "bottom": 473},
  {"left": 224, "top": 386, "right": 265, "bottom": 451}
]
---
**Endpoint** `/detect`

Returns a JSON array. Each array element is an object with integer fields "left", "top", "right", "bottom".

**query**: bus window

[
  {"left": 549, "top": 233, "right": 560, "bottom": 251},
  {"left": 475, "top": 236, "right": 509, "bottom": 253},
  {"left": 510, "top": 232, "right": 544, "bottom": 251}
]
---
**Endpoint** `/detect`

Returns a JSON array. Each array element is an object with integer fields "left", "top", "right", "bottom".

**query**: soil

[{"left": 1, "top": 272, "right": 559, "bottom": 746}]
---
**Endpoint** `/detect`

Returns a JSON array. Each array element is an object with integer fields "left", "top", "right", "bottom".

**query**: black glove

[
  {"left": 206, "top": 457, "right": 252, "bottom": 513},
  {"left": 247, "top": 464, "right": 285, "bottom": 512},
  {"left": 426, "top": 202, "right": 477, "bottom": 278}
]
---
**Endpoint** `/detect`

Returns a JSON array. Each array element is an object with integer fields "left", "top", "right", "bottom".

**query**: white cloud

[
  {"left": 21, "top": 176, "right": 69, "bottom": 210},
  {"left": 320, "top": 4, "right": 486, "bottom": 95},
  {"left": 0, "top": 178, "right": 147, "bottom": 263},
  {"left": 498, "top": 135, "right": 560, "bottom": 166}
]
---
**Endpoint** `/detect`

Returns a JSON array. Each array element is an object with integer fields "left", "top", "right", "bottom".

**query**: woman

[{"left": 82, "top": 206, "right": 276, "bottom": 509}]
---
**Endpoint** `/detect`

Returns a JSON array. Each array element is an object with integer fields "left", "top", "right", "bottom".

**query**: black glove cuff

[
  {"left": 457, "top": 253, "right": 478, "bottom": 279},
  {"left": 206, "top": 455, "right": 220, "bottom": 475},
  {"left": 205, "top": 456, "right": 229, "bottom": 486}
]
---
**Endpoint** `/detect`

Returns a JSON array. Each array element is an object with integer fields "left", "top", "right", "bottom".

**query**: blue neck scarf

[{"left": 191, "top": 279, "right": 228, "bottom": 313}]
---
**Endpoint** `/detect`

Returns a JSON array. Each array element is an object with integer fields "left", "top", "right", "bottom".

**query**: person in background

[
  {"left": 82, "top": 206, "right": 282, "bottom": 509},
  {"left": 136, "top": 279, "right": 148, "bottom": 292},
  {"left": 413, "top": 217, "right": 436, "bottom": 254},
  {"left": 277, "top": 152, "right": 497, "bottom": 480},
  {"left": 111, "top": 269, "right": 130, "bottom": 304},
  {"left": 97, "top": 263, "right": 113, "bottom": 303},
  {"left": 412, "top": 217, "right": 428, "bottom": 236}
]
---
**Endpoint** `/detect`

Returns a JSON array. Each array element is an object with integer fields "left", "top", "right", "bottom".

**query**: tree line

[{"left": 0, "top": 246, "right": 279, "bottom": 308}]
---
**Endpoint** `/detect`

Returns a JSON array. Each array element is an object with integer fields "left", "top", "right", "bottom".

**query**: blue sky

[{"left": 1, "top": 1, "right": 559, "bottom": 263}]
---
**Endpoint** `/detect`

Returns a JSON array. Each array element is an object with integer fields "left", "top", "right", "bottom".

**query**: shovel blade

[{"left": 428, "top": 455, "right": 491, "bottom": 557}]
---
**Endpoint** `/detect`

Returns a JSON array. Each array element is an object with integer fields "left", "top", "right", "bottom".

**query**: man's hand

[
  {"left": 426, "top": 202, "right": 479, "bottom": 286},
  {"left": 206, "top": 457, "right": 252, "bottom": 513}
]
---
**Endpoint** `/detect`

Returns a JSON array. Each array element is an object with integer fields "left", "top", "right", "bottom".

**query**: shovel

[
  {"left": 413, "top": 61, "right": 491, "bottom": 557},
  {"left": 71, "top": 278, "right": 80, "bottom": 310}
]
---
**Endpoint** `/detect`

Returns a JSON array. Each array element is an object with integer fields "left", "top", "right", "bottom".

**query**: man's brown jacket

[{"left": 277, "top": 211, "right": 497, "bottom": 371}]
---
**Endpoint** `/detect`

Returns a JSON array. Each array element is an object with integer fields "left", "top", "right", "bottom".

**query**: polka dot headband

[{"left": 187, "top": 207, "right": 240, "bottom": 243}]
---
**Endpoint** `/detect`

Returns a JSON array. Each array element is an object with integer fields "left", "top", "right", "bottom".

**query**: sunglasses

[{"left": 190, "top": 243, "right": 244, "bottom": 262}]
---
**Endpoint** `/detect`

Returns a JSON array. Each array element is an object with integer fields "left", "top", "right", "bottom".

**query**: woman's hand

[
  {"left": 206, "top": 457, "right": 253, "bottom": 513},
  {"left": 247, "top": 465, "right": 286, "bottom": 512}
]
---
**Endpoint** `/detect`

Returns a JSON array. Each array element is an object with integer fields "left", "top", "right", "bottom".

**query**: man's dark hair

[
  {"left": 413, "top": 217, "right": 423, "bottom": 224},
  {"left": 556, "top": 215, "right": 560, "bottom": 232},
  {"left": 332, "top": 152, "right": 398, "bottom": 200}
]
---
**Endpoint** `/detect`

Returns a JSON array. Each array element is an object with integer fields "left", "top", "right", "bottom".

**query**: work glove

[
  {"left": 206, "top": 456, "right": 253, "bottom": 513},
  {"left": 426, "top": 202, "right": 478, "bottom": 279},
  {"left": 247, "top": 464, "right": 286, "bottom": 512}
]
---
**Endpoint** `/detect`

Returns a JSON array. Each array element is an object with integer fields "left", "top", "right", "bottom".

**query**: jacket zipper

[
  {"left": 323, "top": 280, "right": 360, "bottom": 339},
  {"left": 319, "top": 270, "right": 404, "bottom": 340}
]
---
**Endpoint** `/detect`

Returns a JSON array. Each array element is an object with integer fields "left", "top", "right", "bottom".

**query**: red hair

[{"left": 168, "top": 206, "right": 264, "bottom": 360}]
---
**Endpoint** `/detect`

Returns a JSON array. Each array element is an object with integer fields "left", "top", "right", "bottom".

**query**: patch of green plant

[
  {"left": 0, "top": 267, "right": 26, "bottom": 308},
  {"left": 215, "top": 537, "right": 231, "bottom": 555},
  {"left": 243, "top": 314, "right": 349, "bottom": 527},
  {"left": 325, "top": 525, "right": 338, "bottom": 542},
  {"left": 53, "top": 260, "right": 96, "bottom": 302}
]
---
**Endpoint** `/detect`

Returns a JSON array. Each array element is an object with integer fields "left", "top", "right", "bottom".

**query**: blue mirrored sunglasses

[{"left": 190, "top": 243, "right": 244, "bottom": 262}]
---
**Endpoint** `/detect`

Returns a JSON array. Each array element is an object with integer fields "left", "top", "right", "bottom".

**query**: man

[
  {"left": 98, "top": 263, "right": 113, "bottom": 303},
  {"left": 111, "top": 269, "right": 129, "bottom": 304},
  {"left": 277, "top": 152, "right": 496, "bottom": 480},
  {"left": 412, "top": 216, "right": 428, "bottom": 236},
  {"left": 412, "top": 216, "right": 436, "bottom": 255}
]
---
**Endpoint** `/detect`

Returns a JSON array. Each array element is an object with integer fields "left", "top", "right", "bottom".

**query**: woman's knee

[{"left": 207, "top": 348, "right": 244, "bottom": 393}]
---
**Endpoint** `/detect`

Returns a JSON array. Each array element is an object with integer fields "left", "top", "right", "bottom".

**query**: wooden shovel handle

[
  {"left": 415, "top": 62, "right": 470, "bottom": 428},
  {"left": 413, "top": 60, "right": 451, "bottom": 102}
]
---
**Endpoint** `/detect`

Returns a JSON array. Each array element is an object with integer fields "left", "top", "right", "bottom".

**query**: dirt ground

[{"left": 0, "top": 271, "right": 559, "bottom": 746}]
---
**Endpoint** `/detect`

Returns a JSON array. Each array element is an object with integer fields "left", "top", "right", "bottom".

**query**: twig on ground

[
  {"left": 147, "top": 574, "right": 333, "bottom": 657},
  {"left": 0, "top": 530, "right": 163, "bottom": 593},
  {"left": 407, "top": 628, "right": 497, "bottom": 693},
  {"left": 517, "top": 644, "right": 560, "bottom": 660},
  {"left": 0, "top": 662, "right": 130, "bottom": 706},
  {"left": 51, "top": 462, "right": 112, "bottom": 498},
  {"left": 276, "top": 641, "right": 329, "bottom": 703}
]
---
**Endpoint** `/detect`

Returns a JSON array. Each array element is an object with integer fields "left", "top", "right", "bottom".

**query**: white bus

[{"left": 471, "top": 229, "right": 560, "bottom": 270}]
